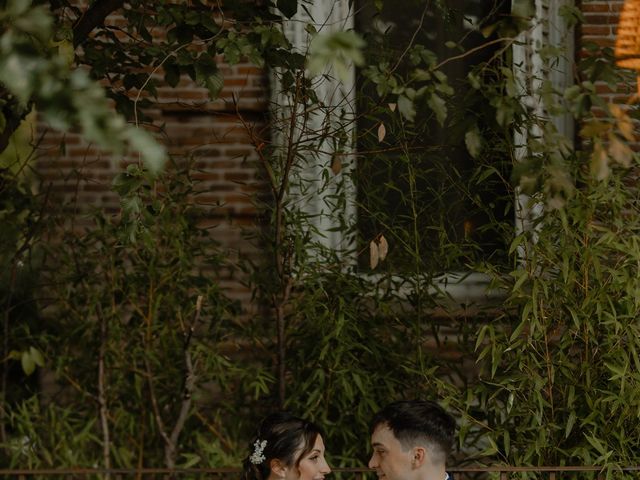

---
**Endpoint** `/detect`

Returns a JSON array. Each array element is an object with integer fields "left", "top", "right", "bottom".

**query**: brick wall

[
  {"left": 34, "top": 41, "right": 270, "bottom": 302},
  {"left": 33, "top": 2, "right": 632, "bottom": 304},
  {"left": 581, "top": 1, "right": 638, "bottom": 107}
]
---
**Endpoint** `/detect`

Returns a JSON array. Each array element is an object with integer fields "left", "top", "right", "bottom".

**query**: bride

[{"left": 241, "top": 412, "right": 332, "bottom": 480}]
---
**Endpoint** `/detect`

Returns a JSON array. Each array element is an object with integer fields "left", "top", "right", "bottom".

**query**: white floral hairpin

[{"left": 250, "top": 439, "right": 267, "bottom": 465}]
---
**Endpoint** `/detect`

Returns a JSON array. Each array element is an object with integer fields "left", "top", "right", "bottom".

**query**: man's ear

[
  {"left": 411, "top": 446, "right": 426, "bottom": 468},
  {"left": 270, "top": 459, "right": 287, "bottom": 478}
]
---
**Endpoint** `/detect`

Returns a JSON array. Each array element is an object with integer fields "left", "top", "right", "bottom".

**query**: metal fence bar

[{"left": 2, "top": 466, "right": 640, "bottom": 476}]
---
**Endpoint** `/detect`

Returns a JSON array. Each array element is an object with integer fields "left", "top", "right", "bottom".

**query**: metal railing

[{"left": 1, "top": 466, "right": 640, "bottom": 479}]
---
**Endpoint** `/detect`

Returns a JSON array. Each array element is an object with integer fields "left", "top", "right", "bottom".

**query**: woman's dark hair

[{"left": 241, "top": 412, "right": 324, "bottom": 480}]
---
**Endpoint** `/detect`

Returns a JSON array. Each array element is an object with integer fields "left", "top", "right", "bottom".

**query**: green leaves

[
  {"left": 13, "top": 346, "right": 45, "bottom": 376},
  {"left": 427, "top": 93, "right": 447, "bottom": 126},
  {"left": 3, "top": 0, "right": 640, "bottom": 473},
  {"left": 124, "top": 129, "right": 167, "bottom": 176},
  {"left": 0, "top": 1, "right": 168, "bottom": 174},
  {"left": 465, "top": 125, "right": 483, "bottom": 158},
  {"left": 3, "top": 0, "right": 53, "bottom": 43},
  {"left": 511, "top": 0, "right": 535, "bottom": 17},
  {"left": 307, "top": 31, "right": 365, "bottom": 82},
  {"left": 194, "top": 53, "right": 224, "bottom": 100},
  {"left": 397, "top": 94, "right": 416, "bottom": 121}
]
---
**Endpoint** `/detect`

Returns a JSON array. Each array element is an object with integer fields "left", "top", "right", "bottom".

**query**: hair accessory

[{"left": 250, "top": 439, "right": 267, "bottom": 465}]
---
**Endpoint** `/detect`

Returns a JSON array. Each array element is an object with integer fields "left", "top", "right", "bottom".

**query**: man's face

[{"left": 368, "top": 424, "right": 414, "bottom": 480}]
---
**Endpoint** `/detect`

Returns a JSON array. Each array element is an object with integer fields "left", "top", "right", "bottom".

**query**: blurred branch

[{"left": 72, "top": 0, "right": 125, "bottom": 48}]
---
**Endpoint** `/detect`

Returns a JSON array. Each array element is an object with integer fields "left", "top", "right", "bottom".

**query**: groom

[{"left": 368, "top": 400, "right": 456, "bottom": 480}]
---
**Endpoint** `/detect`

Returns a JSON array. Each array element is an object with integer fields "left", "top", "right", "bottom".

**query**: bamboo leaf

[
  {"left": 503, "top": 430, "right": 511, "bottom": 456},
  {"left": 585, "top": 434, "right": 608, "bottom": 456},
  {"left": 512, "top": 269, "right": 529, "bottom": 293},
  {"left": 475, "top": 325, "right": 488, "bottom": 351},
  {"left": 565, "top": 411, "right": 576, "bottom": 438}
]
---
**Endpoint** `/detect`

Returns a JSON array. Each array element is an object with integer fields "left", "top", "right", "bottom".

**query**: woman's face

[{"left": 285, "top": 435, "right": 331, "bottom": 480}]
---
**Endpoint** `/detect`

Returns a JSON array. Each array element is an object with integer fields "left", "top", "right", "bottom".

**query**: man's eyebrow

[{"left": 371, "top": 442, "right": 385, "bottom": 448}]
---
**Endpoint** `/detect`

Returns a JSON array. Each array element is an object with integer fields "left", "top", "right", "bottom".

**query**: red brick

[
  {"left": 583, "top": 14, "right": 619, "bottom": 24},
  {"left": 581, "top": 25, "right": 613, "bottom": 36},
  {"left": 224, "top": 78, "right": 248, "bottom": 86},
  {"left": 581, "top": 4, "right": 611, "bottom": 13}
]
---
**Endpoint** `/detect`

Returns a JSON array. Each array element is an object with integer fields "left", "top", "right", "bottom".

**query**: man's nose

[{"left": 368, "top": 455, "right": 377, "bottom": 469}]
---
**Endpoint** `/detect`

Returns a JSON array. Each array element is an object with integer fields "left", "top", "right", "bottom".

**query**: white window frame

[{"left": 273, "top": 0, "right": 575, "bottom": 306}]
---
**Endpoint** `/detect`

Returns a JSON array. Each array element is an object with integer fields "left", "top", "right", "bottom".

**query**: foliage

[
  {"left": 0, "top": 0, "right": 167, "bottom": 173},
  {"left": 1, "top": 0, "right": 640, "bottom": 477},
  {"left": 3, "top": 162, "right": 271, "bottom": 469},
  {"left": 473, "top": 166, "right": 640, "bottom": 472}
]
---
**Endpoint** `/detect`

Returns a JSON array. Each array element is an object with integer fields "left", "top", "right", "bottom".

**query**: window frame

[{"left": 272, "top": 0, "right": 575, "bottom": 305}]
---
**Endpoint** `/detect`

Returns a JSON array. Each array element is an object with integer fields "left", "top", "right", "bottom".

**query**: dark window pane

[{"left": 355, "top": 0, "right": 513, "bottom": 272}]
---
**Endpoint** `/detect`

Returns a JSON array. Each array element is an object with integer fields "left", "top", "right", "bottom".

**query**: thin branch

[
  {"left": 133, "top": 43, "right": 190, "bottom": 129},
  {"left": 144, "top": 296, "right": 202, "bottom": 469},
  {"left": 273, "top": 72, "right": 307, "bottom": 408},
  {"left": 233, "top": 97, "right": 279, "bottom": 200},
  {"left": 133, "top": 31, "right": 224, "bottom": 129},
  {"left": 60, "top": 369, "right": 99, "bottom": 403},
  {"left": 165, "top": 296, "right": 202, "bottom": 468},
  {"left": 390, "top": 1, "right": 430, "bottom": 76},
  {"left": 96, "top": 304, "right": 112, "bottom": 477},
  {"left": 194, "top": 411, "right": 234, "bottom": 452},
  {"left": 433, "top": 36, "right": 516, "bottom": 71},
  {"left": 72, "top": 0, "right": 125, "bottom": 48},
  {"left": 143, "top": 355, "right": 171, "bottom": 448}
]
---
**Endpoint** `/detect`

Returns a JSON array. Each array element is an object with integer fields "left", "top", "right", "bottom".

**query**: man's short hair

[{"left": 370, "top": 400, "right": 456, "bottom": 463}]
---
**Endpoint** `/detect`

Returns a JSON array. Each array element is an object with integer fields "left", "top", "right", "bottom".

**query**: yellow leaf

[
  {"left": 609, "top": 103, "right": 635, "bottom": 141},
  {"left": 591, "top": 142, "right": 609, "bottom": 180},
  {"left": 331, "top": 153, "right": 342, "bottom": 175},
  {"left": 50, "top": 39, "right": 75, "bottom": 68},
  {"left": 377, "top": 122, "right": 386, "bottom": 143},
  {"left": 388, "top": 103, "right": 397, "bottom": 112},
  {"left": 369, "top": 239, "right": 379, "bottom": 269},
  {"left": 0, "top": 108, "right": 36, "bottom": 171},
  {"left": 579, "top": 120, "right": 609, "bottom": 138},
  {"left": 618, "top": 117, "right": 635, "bottom": 142},
  {"left": 609, "top": 103, "right": 623, "bottom": 119},
  {"left": 608, "top": 133, "right": 632, "bottom": 167},
  {"left": 378, "top": 234, "right": 388, "bottom": 261}
]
